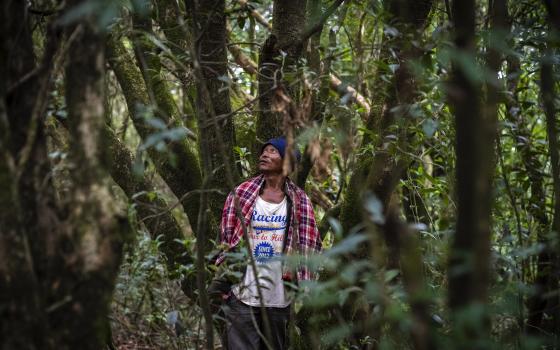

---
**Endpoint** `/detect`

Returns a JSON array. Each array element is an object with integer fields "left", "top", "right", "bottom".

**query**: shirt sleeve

[
  {"left": 297, "top": 192, "right": 322, "bottom": 281},
  {"left": 216, "top": 190, "right": 236, "bottom": 265}
]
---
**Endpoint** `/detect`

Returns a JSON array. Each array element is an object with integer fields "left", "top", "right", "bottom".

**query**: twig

[
  {"left": 199, "top": 85, "right": 277, "bottom": 129},
  {"left": 297, "top": 0, "right": 347, "bottom": 48},
  {"left": 230, "top": 0, "right": 371, "bottom": 114},
  {"left": 139, "top": 189, "right": 223, "bottom": 222},
  {"left": 237, "top": 0, "right": 272, "bottom": 30}
]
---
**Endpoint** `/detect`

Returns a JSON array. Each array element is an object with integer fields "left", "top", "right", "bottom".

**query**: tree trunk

[
  {"left": 185, "top": 1, "right": 240, "bottom": 347},
  {"left": 50, "top": 5, "right": 127, "bottom": 348},
  {"left": 186, "top": 0, "right": 238, "bottom": 228},
  {"left": 0, "top": 1, "right": 59, "bottom": 348},
  {"left": 447, "top": 0, "right": 495, "bottom": 344},
  {"left": 296, "top": 0, "right": 333, "bottom": 187},
  {"left": 499, "top": 2, "right": 551, "bottom": 334},
  {"left": 106, "top": 36, "right": 203, "bottom": 227},
  {"left": 2, "top": 1, "right": 129, "bottom": 348},
  {"left": 255, "top": 0, "right": 307, "bottom": 148},
  {"left": 336, "top": 0, "right": 434, "bottom": 345},
  {"left": 541, "top": 1, "right": 560, "bottom": 339}
]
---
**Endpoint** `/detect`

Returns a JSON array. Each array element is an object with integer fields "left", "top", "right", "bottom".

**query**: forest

[{"left": 1, "top": 0, "right": 560, "bottom": 349}]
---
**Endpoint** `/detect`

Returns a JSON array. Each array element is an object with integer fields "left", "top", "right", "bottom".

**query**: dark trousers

[{"left": 224, "top": 294, "right": 290, "bottom": 350}]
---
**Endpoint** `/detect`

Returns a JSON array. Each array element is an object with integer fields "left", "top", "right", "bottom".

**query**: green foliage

[{"left": 31, "top": 0, "right": 560, "bottom": 347}]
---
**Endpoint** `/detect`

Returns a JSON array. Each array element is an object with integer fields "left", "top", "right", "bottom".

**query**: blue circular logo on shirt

[{"left": 254, "top": 242, "right": 275, "bottom": 263}]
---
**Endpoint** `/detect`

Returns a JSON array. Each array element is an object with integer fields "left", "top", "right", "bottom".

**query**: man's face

[{"left": 259, "top": 144, "right": 283, "bottom": 174}]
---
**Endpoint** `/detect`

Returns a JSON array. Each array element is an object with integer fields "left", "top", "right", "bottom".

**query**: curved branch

[
  {"left": 106, "top": 35, "right": 203, "bottom": 226},
  {"left": 231, "top": 0, "right": 370, "bottom": 115}
]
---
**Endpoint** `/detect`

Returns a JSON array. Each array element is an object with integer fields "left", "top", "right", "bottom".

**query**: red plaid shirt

[{"left": 216, "top": 174, "right": 322, "bottom": 281}]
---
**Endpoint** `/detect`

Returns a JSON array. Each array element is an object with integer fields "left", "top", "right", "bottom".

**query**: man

[{"left": 211, "top": 136, "right": 322, "bottom": 350}]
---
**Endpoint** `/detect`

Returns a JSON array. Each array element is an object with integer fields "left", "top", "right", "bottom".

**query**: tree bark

[
  {"left": 106, "top": 36, "right": 203, "bottom": 228},
  {"left": 255, "top": 0, "right": 307, "bottom": 148},
  {"left": 335, "top": 0, "right": 434, "bottom": 345},
  {"left": 0, "top": 1, "right": 51, "bottom": 349},
  {"left": 185, "top": 1, "right": 240, "bottom": 347},
  {"left": 132, "top": 5, "right": 185, "bottom": 130},
  {"left": 0, "top": 2, "right": 60, "bottom": 348},
  {"left": 186, "top": 0, "right": 238, "bottom": 226},
  {"left": 541, "top": 0, "right": 560, "bottom": 338},
  {"left": 50, "top": 5, "right": 127, "bottom": 347},
  {"left": 447, "top": 0, "right": 495, "bottom": 344},
  {"left": 2, "top": 1, "right": 130, "bottom": 347}
]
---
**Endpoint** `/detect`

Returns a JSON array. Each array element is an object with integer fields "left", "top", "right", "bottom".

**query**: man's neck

[{"left": 262, "top": 173, "right": 286, "bottom": 191}]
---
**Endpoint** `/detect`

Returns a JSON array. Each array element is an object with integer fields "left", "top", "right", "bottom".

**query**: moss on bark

[
  {"left": 106, "top": 35, "right": 203, "bottom": 227},
  {"left": 187, "top": 0, "right": 239, "bottom": 241},
  {"left": 103, "top": 125, "right": 193, "bottom": 270},
  {"left": 255, "top": 0, "right": 307, "bottom": 150}
]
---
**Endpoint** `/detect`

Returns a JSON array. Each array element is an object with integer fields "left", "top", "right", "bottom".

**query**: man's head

[{"left": 258, "top": 137, "right": 300, "bottom": 175}]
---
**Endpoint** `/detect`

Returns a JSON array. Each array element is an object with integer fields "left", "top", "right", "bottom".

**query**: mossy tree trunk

[
  {"left": 106, "top": 36, "right": 203, "bottom": 228},
  {"left": 49, "top": 117, "right": 195, "bottom": 290},
  {"left": 255, "top": 0, "right": 307, "bottom": 149},
  {"left": 334, "top": 0, "right": 434, "bottom": 344},
  {"left": 186, "top": 0, "right": 239, "bottom": 241},
  {"left": 51, "top": 5, "right": 127, "bottom": 347},
  {"left": 1, "top": 1, "right": 128, "bottom": 348},
  {"left": 153, "top": 0, "right": 197, "bottom": 130},
  {"left": 185, "top": 1, "right": 239, "bottom": 347},
  {"left": 132, "top": 4, "right": 185, "bottom": 131}
]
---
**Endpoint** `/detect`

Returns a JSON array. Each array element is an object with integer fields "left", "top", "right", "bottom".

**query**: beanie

[{"left": 260, "top": 137, "right": 301, "bottom": 162}]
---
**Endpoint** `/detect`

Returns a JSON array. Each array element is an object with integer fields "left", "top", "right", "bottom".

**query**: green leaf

[
  {"left": 422, "top": 118, "right": 439, "bottom": 138},
  {"left": 364, "top": 193, "right": 385, "bottom": 224}
]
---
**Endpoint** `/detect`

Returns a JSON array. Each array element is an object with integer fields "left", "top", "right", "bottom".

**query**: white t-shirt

[{"left": 232, "top": 195, "right": 290, "bottom": 307}]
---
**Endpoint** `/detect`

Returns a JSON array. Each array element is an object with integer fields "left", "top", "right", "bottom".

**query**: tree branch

[
  {"left": 106, "top": 34, "right": 203, "bottom": 227},
  {"left": 230, "top": 0, "right": 370, "bottom": 114},
  {"left": 298, "top": 0, "right": 346, "bottom": 47}
]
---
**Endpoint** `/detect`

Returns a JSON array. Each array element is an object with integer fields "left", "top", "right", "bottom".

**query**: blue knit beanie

[{"left": 261, "top": 137, "right": 301, "bottom": 162}]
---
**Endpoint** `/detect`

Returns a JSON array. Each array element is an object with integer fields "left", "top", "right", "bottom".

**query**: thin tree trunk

[
  {"left": 296, "top": 0, "right": 333, "bottom": 187},
  {"left": 541, "top": 2, "right": 560, "bottom": 338},
  {"left": 384, "top": 200, "right": 436, "bottom": 350},
  {"left": 500, "top": 2, "right": 551, "bottom": 333},
  {"left": 153, "top": 0, "right": 198, "bottom": 130},
  {"left": 185, "top": 1, "right": 241, "bottom": 347},
  {"left": 447, "top": 0, "right": 495, "bottom": 344}
]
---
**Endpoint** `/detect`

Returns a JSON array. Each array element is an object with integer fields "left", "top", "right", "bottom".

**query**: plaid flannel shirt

[{"left": 215, "top": 174, "right": 322, "bottom": 281}]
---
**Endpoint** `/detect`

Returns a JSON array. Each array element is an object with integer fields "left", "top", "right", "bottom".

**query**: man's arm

[
  {"left": 215, "top": 190, "right": 237, "bottom": 265},
  {"left": 208, "top": 190, "right": 237, "bottom": 300}
]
